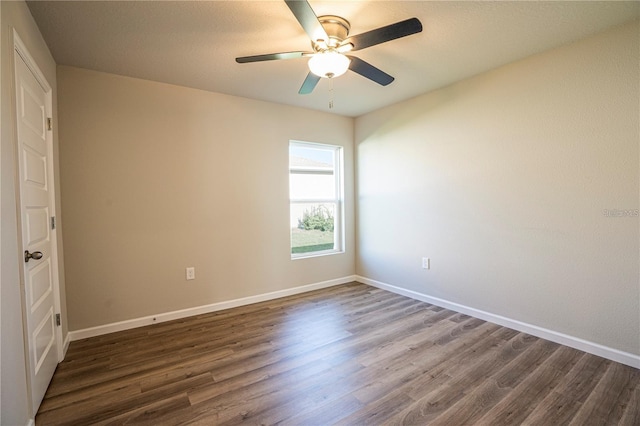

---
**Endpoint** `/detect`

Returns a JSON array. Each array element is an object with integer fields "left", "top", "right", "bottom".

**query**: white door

[{"left": 14, "top": 37, "right": 60, "bottom": 414}]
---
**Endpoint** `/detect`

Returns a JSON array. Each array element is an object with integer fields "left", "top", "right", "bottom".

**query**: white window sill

[{"left": 291, "top": 249, "right": 344, "bottom": 260}]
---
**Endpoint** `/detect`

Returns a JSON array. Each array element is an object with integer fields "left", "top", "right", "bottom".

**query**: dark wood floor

[{"left": 37, "top": 282, "right": 639, "bottom": 425}]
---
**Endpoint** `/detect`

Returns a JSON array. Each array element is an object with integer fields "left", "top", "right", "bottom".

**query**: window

[{"left": 289, "top": 141, "right": 343, "bottom": 258}]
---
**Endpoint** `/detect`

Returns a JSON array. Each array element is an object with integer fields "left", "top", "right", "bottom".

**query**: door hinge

[
  {"left": 51, "top": 216, "right": 56, "bottom": 230},
  {"left": 55, "top": 313, "right": 61, "bottom": 327},
  {"left": 47, "top": 117, "right": 52, "bottom": 131}
]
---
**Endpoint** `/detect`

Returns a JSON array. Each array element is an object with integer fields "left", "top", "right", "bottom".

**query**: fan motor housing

[{"left": 314, "top": 15, "right": 351, "bottom": 49}]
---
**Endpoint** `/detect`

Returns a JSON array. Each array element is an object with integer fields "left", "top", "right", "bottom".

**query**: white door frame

[{"left": 12, "top": 28, "right": 64, "bottom": 411}]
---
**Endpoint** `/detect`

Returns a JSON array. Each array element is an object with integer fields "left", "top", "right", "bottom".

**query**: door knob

[{"left": 24, "top": 250, "right": 43, "bottom": 263}]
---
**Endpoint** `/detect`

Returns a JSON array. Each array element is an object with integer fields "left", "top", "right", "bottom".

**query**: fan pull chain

[{"left": 328, "top": 78, "right": 334, "bottom": 109}]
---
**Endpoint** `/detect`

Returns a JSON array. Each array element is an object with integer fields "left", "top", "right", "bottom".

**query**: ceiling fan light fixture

[
  {"left": 236, "top": 1, "right": 423, "bottom": 95},
  {"left": 308, "top": 50, "right": 350, "bottom": 79}
]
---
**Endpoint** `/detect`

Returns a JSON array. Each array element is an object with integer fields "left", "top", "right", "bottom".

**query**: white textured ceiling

[{"left": 27, "top": 1, "right": 639, "bottom": 117}]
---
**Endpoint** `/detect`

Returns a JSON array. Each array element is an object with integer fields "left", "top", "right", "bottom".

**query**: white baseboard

[
  {"left": 357, "top": 275, "right": 640, "bottom": 369},
  {"left": 69, "top": 276, "right": 357, "bottom": 341}
]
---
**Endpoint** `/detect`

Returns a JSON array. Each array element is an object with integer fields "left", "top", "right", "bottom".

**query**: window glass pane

[
  {"left": 290, "top": 203, "right": 336, "bottom": 254},
  {"left": 289, "top": 141, "right": 342, "bottom": 258},
  {"left": 289, "top": 146, "right": 335, "bottom": 168},
  {"left": 290, "top": 173, "right": 335, "bottom": 200}
]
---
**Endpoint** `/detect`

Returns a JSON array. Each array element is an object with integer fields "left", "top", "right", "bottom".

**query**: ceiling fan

[{"left": 236, "top": 0, "right": 423, "bottom": 95}]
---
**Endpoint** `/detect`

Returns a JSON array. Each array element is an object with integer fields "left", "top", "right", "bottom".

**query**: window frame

[{"left": 289, "top": 140, "right": 344, "bottom": 259}]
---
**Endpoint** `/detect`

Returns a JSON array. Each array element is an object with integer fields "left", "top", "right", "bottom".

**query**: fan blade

[
  {"left": 344, "top": 18, "right": 422, "bottom": 51},
  {"left": 299, "top": 72, "right": 321, "bottom": 94},
  {"left": 348, "top": 56, "right": 394, "bottom": 86},
  {"left": 284, "top": 0, "right": 329, "bottom": 43},
  {"left": 236, "top": 51, "right": 310, "bottom": 63}
]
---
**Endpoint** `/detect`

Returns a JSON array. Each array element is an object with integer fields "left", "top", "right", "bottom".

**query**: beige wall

[
  {"left": 355, "top": 20, "right": 640, "bottom": 356},
  {"left": 1, "top": 1, "right": 66, "bottom": 423},
  {"left": 57, "top": 66, "right": 355, "bottom": 331}
]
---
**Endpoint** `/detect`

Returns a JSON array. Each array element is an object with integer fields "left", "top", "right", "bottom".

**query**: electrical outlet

[
  {"left": 422, "top": 257, "right": 430, "bottom": 270},
  {"left": 186, "top": 267, "right": 195, "bottom": 280}
]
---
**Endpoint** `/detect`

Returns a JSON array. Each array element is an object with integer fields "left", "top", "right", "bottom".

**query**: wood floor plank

[
  {"left": 280, "top": 394, "right": 365, "bottom": 426},
  {"left": 348, "top": 321, "right": 501, "bottom": 407},
  {"left": 520, "top": 353, "right": 610, "bottom": 425},
  {"left": 492, "top": 338, "right": 560, "bottom": 389},
  {"left": 37, "top": 282, "right": 640, "bottom": 426},
  {"left": 426, "top": 338, "right": 561, "bottom": 425},
  {"left": 475, "top": 344, "right": 584, "bottom": 425},
  {"left": 174, "top": 359, "right": 339, "bottom": 424},
  {"left": 354, "top": 310, "right": 462, "bottom": 367},
  {"left": 569, "top": 361, "right": 640, "bottom": 425},
  {"left": 334, "top": 391, "right": 415, "bottom": 426},
  {"left": 335, "top": 324, "right": 505, "bottom": 424},
  {"left": 619, "top": 386, "right": 640, "bottom": 426},
  {"left": 428, "top": 379, "right": 510, "bottom": 426},
  {"left": 38, "top": 373, "right": 212, "bottom": 425},
  {"left": 218, "top": 359, "right": 366, "bottom": 425},
  {"left": 95, "top": 393, "right": 191, "bottom": 426},
  {"left": 390, "top": 333, "right": 539, "bottom": 425}
]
